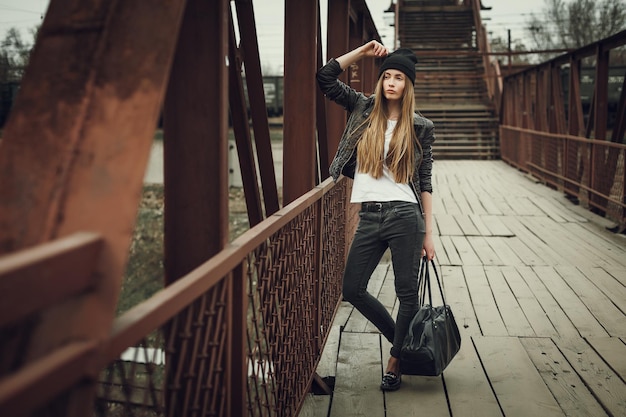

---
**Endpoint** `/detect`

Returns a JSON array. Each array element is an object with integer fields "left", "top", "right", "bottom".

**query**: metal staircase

[{"left": 398, "top": 0, "right": 499, "bottom": 159}]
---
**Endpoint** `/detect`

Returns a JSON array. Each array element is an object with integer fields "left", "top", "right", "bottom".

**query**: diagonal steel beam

[{"left": 0, "top": 0, "right": 188, "bottom": 414}]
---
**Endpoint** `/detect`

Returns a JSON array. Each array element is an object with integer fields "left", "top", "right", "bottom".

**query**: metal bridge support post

[
  {"left": 164, "top": 0, "right": 229, "bottom": 280},
  {"left": 233, "top": 0, "right": 281, "bottom": 217},
  {"left": 322, "top": 0, "right": 350, "bottom": 171},
  {"left": 162, "top": 0, "right": 230, "bottom": 415},
  {"left": 283, "top": 0, "right": 319, "bottom": 204}
]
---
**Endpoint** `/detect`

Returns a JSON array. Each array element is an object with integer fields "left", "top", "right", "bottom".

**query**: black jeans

[{"left": 343, "top": 201, "right": 425, "bottom": 359}]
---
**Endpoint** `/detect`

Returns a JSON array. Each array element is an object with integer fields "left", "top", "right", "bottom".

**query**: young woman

[{"left": 316, "top": 40, "right": 436, "bottom": 391}]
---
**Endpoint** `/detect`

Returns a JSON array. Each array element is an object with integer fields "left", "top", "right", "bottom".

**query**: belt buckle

[{"left": 374, "top": 202, "right": 383, "bottom": 211}]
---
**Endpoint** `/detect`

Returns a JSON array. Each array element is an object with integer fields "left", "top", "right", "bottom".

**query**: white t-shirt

[{"left": 350, "top": 120, "right": 417, "bottom": 204}]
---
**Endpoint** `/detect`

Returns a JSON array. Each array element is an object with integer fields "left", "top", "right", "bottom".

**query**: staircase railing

[{"left": 469, "top": 0, "right": 502, "bottom": 115}]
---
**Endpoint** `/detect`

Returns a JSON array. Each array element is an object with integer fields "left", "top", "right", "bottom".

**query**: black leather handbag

[{"left": 400, "top": 257, "right": 461, "bottom": 376}]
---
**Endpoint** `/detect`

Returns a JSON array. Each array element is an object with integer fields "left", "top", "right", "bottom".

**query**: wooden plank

[
  {"left": 501, "top": 216, "right": 567, "bottom": 265},
  {"left": 480, "top": 215, "right": 515, "bottom": 237},
  {"left": 604, "top": 267, "right": 626, "bottom": 287},
  {"left": 473, "top": 336, "right": 564, "bottom": 417},
  {"left": 523, "top": 217, "right": 587, "bottom": 266},
  {"left": 435, "top": 213, "right": 464, "bottom": 236},
  {"left": 466, "top": 236, "right": 502, "bottom": 266},
  {"left": 330, "top": 332, "right": 384, "bottom": 417},
  {"left": 463, "top": 266, "right": 507, "bottom": 336},
  {"left": 381, "top": 340, "right": 450, "bottom": 417},
  {"left": 471, "top": 183, "right": 504, "bottom": 215},
  {"left": 501, "top": 235, "right": 548, "bottom": 266},
  {"left": 468, "top": 213, "right": 493, "bottom": 236},
  {"left": 504, "top": 196, "right": 544, "bottom": 216},
  {"left": 450, "top": 236, "right": 482, "bottom": 266},
  {"left": 577, "top": 267, "right": 626, "bottom": 317},
  {"left": 566, "top": 223, "right": 626, "bottom": 268},
  {"left": 461, "top": 188, "right": 489, "bottom": 216},
  {"left": 444, "top": 339, "right": 503, "bottom": 417},
  {"left": 297, "top": 394, "right": 330, "bottom": 417},
  {"left": 548, "top": 196, "right": 592, "bottom": 223},
  {"left": 485, "top": 198, "right": 516, "bottom": 219},
  {"left": 520, "top": 338, "right": 608, "bottom": 417},
  {"left": 441, "top": 194, "right": 463, "bottom": 215},
  {"left": 484, "top": 237, "right": 525, "bottom": 266},
  {"left": 575, "top": 221, "right": 626, "bottom": 255},
  {"left": 441, "top": 266, "right": 480, "bottom": 335},
  {"left": 433, "top": 235, "right": 450, "bottom": 265},
  {"left": 316, "top": 303, "right": 353, "bottom": 378},
  {"left": 555, "top": 266, "right": 625, "bottom": 337},
  {"left": 516, "top": 266, "right": 579, "bottom": 337},
  {"left": 431, "top": 215, "right": 441, "bottom": 237},
  {"left": 484, "top": 266, "right": 535, "bottom": 336},
  {"left": 455, "top": 215, "right": 481, "bottom": 236},
  {"left": 449, "top": 187, "right": 473, "bottom": 217},
  {"left": 555, "top": 337, "right": 626, "bottom": 416},
  {"left": 531, "top": 196, "right": 570, "bottom": 222},
  {"left": 525, "top": 217, "right": 608, "bottom": 268},
  {"left": 532, "top": 266, "right": 609, "bottom": 338},
  {"left": 385, "top": 376, "right": 449, "bottom": 416},
  {"left": 500, "top": 266, "right": 558, "bottom": 337},
  {"left": 439, "top": 235, "right": 462, "bottom": 266},
  {"left": 586, "top": 337, "right": 626, "bottom": 383}
]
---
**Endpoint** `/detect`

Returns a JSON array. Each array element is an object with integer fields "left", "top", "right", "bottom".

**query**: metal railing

[
  {"left": 0, "top": 177, "right": 358, "bottom": 417},
  {"left": 469, "top": 0, "right": 503, "bottom": 114},
  {"left": 95, "top": 177, "right": 356, "bottom": 416},
  {"left": 499, "top": 30, "right": 626, "bottom": 231},
  {"left": 500, "top": 126, "right": 626, "bottom": 229}
]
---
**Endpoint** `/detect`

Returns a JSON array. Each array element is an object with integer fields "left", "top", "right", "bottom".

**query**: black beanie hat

[{"left": 378, "top": 48, "right": 418, "bottom": 84}]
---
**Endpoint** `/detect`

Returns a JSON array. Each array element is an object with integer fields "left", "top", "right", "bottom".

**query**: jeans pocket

[{"left": 391, "top": 203, "right": 418, "bottom": 219}]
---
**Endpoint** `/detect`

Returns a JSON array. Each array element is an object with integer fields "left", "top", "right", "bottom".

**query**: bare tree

[
  {"left": 488, "top": 35, "right": 531, "bottom": 66},
  {"left": 527, "top": 0, "right": 626, "bottom": 60},
  {"left": 0, "top": 27, "right": 38, "bottom": 128},
  {"left": 0, "top": 27, "right": 37, "bottom": 83}
]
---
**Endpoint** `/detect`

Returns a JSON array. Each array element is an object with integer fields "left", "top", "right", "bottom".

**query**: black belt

[{"left": 361, "top": 201, "right": 407, "bottom": 212}]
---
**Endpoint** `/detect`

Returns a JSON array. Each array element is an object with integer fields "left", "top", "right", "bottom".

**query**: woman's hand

[
  {"left": 422, "top": 233, "right": 435, "bottom": 260},
  {"left": 361, "top": 40, "right": 388, "bottom": 58},
  {"left": 336, "top": 40, "right": 388, "bottom": 70}
]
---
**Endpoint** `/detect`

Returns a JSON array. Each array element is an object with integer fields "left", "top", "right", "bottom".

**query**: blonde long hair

[{"left": 355, "top": 75, "right": 421, "bottom": 184}]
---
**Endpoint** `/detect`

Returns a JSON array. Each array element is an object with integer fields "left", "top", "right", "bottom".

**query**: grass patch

[{"left": 118, "top": 184, "right": 251, "bottom": 316}]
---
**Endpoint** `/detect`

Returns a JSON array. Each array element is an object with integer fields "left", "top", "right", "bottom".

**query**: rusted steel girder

[
  {"left": 283, "top": 0, "right": 319, "bottom": 204},
  {"left": 234, "top": 0, "right": 281, "bottom": 218},
  {"left": 322, "top": 0, "right": 351, "bottom": 166},
  {"left": 0, "top": 0, "right": 187, "bottom": 415},
  {"left": 164, "top": 0, "right": 229, "bottom": 282},
  {"left": 228, "top": 7, "right": 264, "bottom": 227},
  {"left": 162, "top": 0, "right": 247, "bottom": 416}
]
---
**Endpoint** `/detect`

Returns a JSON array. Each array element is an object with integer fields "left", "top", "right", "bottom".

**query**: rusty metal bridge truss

[{"left": 0, "top": 1, "right": 624, "bottom": 416}]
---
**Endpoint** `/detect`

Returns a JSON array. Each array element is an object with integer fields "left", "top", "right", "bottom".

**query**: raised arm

[{"left": 335, "top": 40, "right": 389, "bottom": 70}]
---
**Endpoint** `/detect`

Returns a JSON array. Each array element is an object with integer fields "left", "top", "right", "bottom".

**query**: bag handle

[{"left": 419, "top": 256, "right": 448, "bottom": 308}]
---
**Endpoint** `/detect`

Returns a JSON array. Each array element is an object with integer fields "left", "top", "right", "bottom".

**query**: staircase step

[{"left": 398, "top": 0, "right": 499, "bottom": 159}]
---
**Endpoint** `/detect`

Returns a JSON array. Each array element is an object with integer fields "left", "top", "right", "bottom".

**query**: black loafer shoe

[{"left": 380, "top": 372, "right": 401, "bottom": 391}]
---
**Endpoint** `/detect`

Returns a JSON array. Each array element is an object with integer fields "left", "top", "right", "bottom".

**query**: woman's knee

[{"left": 342, "top": 284, "right": 361, "bottom": 303}]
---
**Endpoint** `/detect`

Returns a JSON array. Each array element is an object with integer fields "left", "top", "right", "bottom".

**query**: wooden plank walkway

[{"left": 299, "top": 160, "right": 626, "bottom": 417}]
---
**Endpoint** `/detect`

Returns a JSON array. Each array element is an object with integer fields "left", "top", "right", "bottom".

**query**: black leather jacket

[{"left": 316, "top": 58, "right": 435, "bottom": 211}]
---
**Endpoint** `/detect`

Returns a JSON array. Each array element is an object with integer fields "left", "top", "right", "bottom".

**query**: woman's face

[{"left": 382, "top": 69, "right": 406, "bottom": 102}]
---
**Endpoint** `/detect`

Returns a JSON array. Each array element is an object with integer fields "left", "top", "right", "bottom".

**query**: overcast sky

[{"left": 1, "top": 0, "right": 549, "bottom": 73}]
